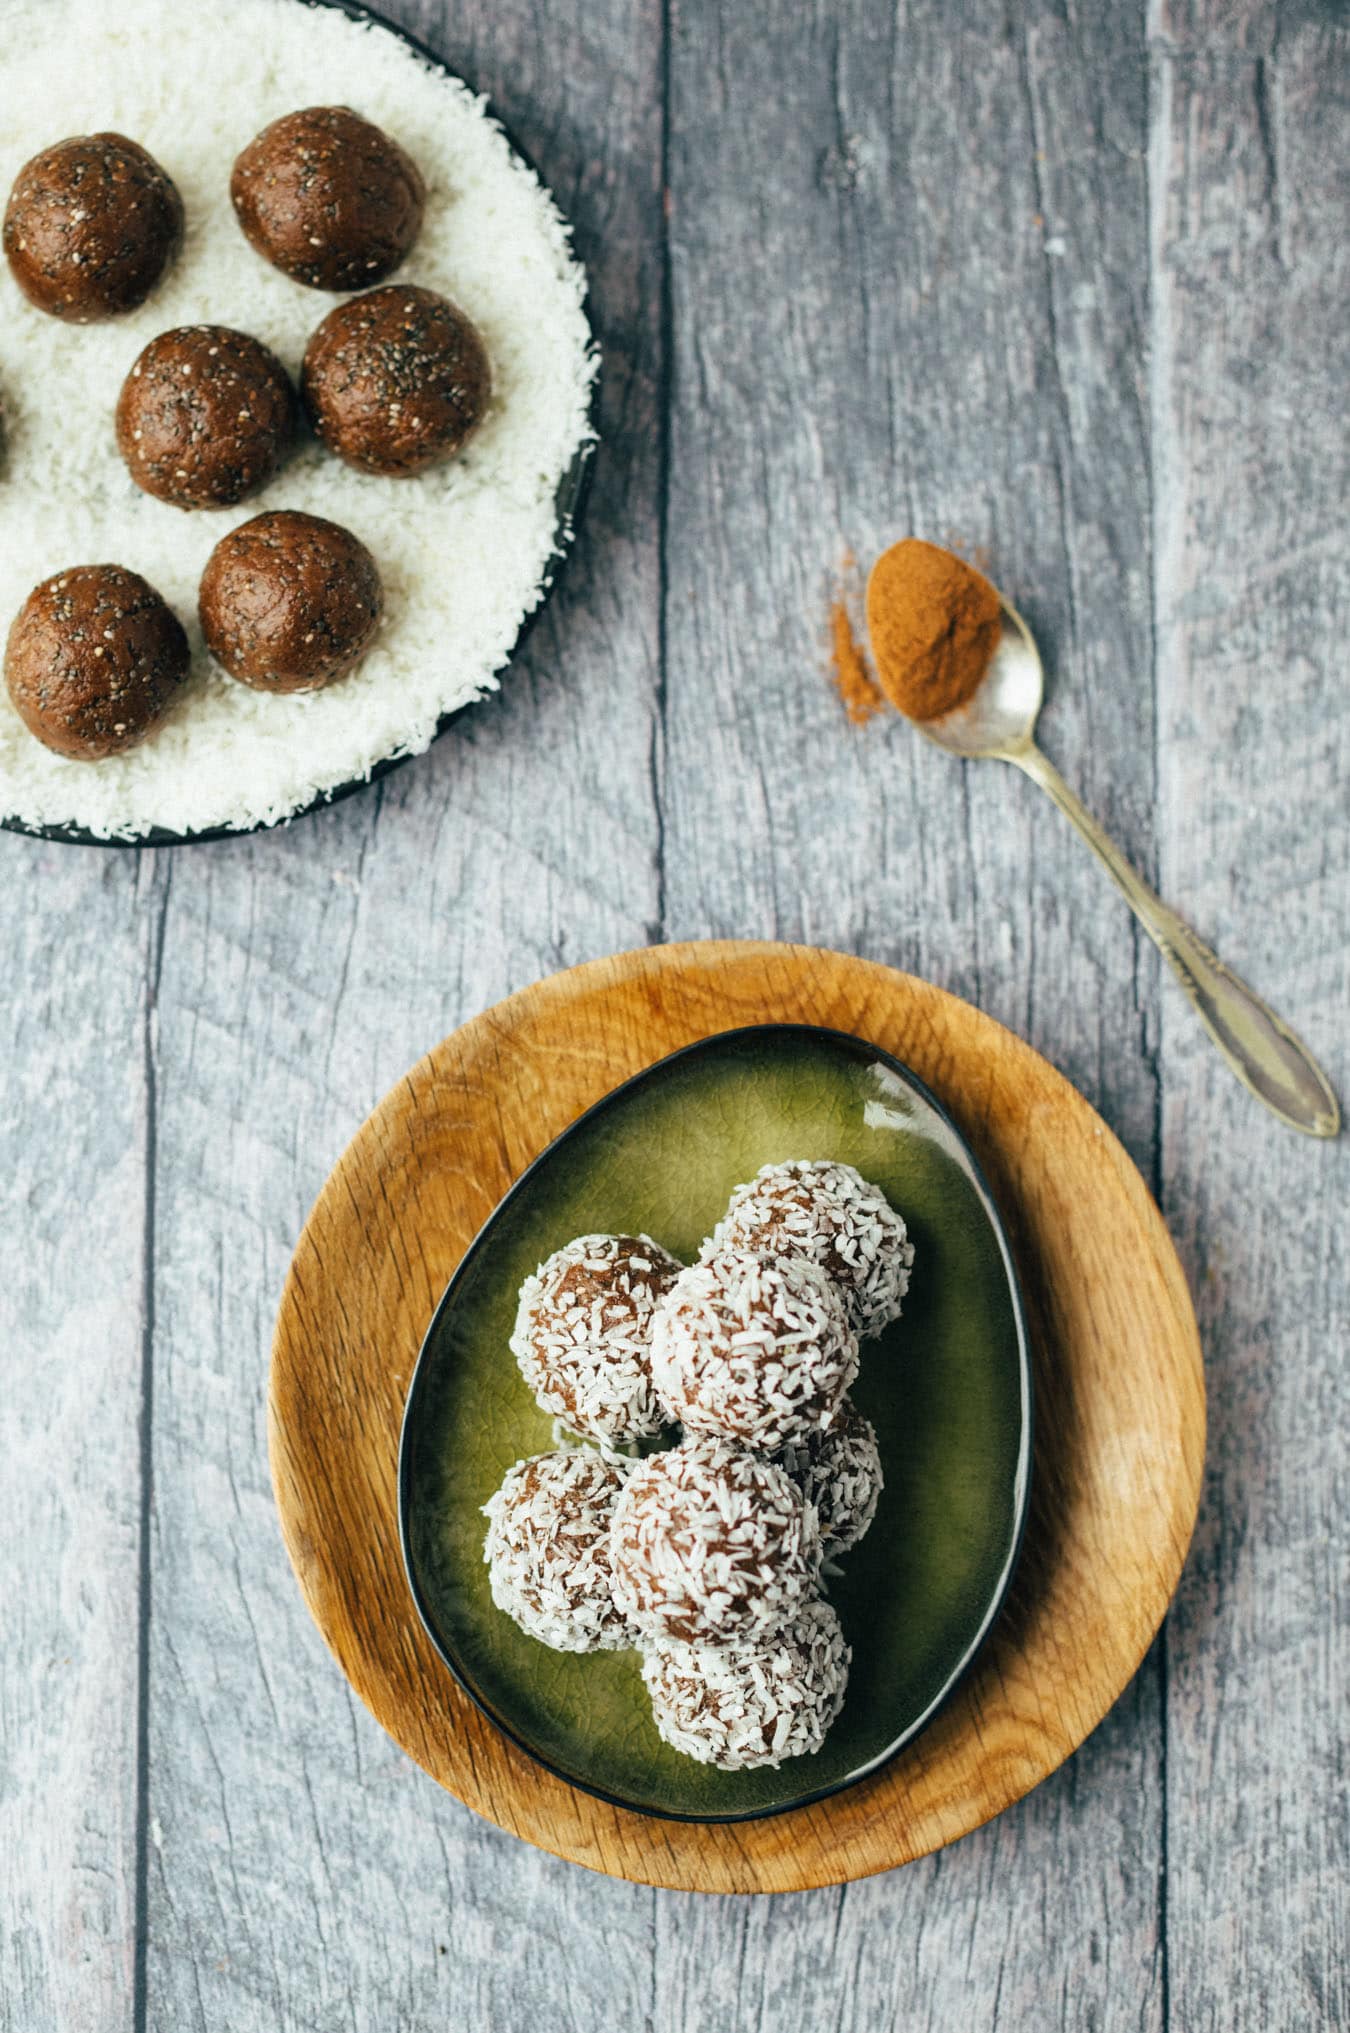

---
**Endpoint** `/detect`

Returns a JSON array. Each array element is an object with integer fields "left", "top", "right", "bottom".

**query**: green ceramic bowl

[{"left": 399, "top": 1024, "right": 1032, "bottom": 1821}]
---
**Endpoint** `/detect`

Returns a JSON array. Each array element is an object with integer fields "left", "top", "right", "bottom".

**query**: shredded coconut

[
  {"left": 0, "top": 0, "right": 595, "bottom": 836},
  {"left": 481, "top": 1448, "right": 634, "bottom": 1653},
  {"left": 609, "top": 1434, "right": 821, "bottom": 1644},
  {"left": 774, "top": 1401, "right": 883, "bottom": 1559},
  {"left": 650, "top": 1247, "right": 859, "bottom": 1450},
  {"left": 511, "top": 1233, "right": 681, "bottom": 1444},
  {"left": 641, "top": 1599, "right": 850, "bottom": 1770},
  {"left": 708, "top": 1159, "right": 915, "bottom": 1340}
]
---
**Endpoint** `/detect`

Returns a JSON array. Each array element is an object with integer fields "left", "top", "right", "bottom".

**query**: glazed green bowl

[{"left": 398, "top": 1024, "right": 1032, "bottom": 1822}]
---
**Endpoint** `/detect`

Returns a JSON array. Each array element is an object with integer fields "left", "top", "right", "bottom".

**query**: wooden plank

[
  {"left": 138, "top": 0, "right": 667, "bottom": 2026},
  {"left": 0, "top": 843, "right": 149, "bottom": 2033},
  {"left": 1149, "top": 7, "right": 1350, "bottom": 2027},
  {"left": 660, "top": 0, "right": 1165, "bottom": 2016},
  {"left": 653, "top": 1673, "right": 1163, "bottom": 2029}
]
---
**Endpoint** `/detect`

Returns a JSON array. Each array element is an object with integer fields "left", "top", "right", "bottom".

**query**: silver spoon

[{"left": 869, "top": 578, "right": 1340, "bottom": 1138}]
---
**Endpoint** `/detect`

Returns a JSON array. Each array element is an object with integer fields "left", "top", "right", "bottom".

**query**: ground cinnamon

[
  {"left": 830, "top": 599, "right": 885, "bottom": 724},
  {"left": 865, "top": 538, "right": 1002, "bottom": 721}
]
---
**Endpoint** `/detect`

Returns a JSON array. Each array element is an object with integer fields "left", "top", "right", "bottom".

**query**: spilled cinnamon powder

[{"left": 830, "top": 599, "right": 885, "bottom": 724}]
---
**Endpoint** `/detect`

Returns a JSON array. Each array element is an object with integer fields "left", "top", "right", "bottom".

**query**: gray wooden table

[{"left": 3, "top": 1, "right": 1347, "bottom": 2027}]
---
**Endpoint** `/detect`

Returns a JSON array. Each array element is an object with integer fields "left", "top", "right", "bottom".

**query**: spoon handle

[{"left": 1011, "top": 743, "right": 1339, "bottom": 1137}]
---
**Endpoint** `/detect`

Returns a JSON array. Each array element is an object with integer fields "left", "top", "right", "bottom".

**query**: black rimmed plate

[
  {"left": 0, "top": 0, "right": 595, "bottom": 850},
  {"left": 399, "top": 1023, "right": 1032, "bottom": 1823}
]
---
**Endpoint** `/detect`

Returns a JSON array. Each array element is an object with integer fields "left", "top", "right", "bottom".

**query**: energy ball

[
  {"left": 511, "top": 1233, "right": 682, "bottom": 1445},
  {"left": 650, "top": 1248, "right": 859, "bottom": 1451},
  {"left": 4, "top": 564, "right": 188, "bottom": 760},
  {"left": 302, "top": 283, "right": 491, "bottom": 476},
  {"left": 231, "top": 106, "right": 425, "bottom": 291},
  {"left": 642, "top": 1600, "right": 851, "bottom": 1771},
  {"left": 774, "top": 1403, "right": 883, "bottom": 1560},
  {"left": 710, "top": 1159, "right": 915, "bottom": 1340},
  {"left": 199, "top": 510, "right": 382, "bottom": 694},
  {"left": 3, "top": 133, "right": 183, "bottom": 322},
  {"left": 116, "top": 325, "right": 295, "bottom": 510},
  {"left": 482, "top": 1448, "right": 634, "bottom": 1654},
  {"left": 609, "top": 1435, "right": 820, "bottom": 1644}
]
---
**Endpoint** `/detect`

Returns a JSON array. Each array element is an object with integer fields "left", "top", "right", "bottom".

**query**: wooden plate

[{"left": 269, "top": 941, "right": 1205, "bottom": 1892}]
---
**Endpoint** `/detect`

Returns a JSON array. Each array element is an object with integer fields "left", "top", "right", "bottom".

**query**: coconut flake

[
  {"left": 609, "top": 1434, "right": 821, "bottom": 1643},
  {"left": 650, "top": 1248, "right": 858, "bottom": 1450},
  {"left": 707, "top": 1160, "right": 914, "bottom": 1340},
  {"left": 482, "top": 1448, "right": 634, "bottom": 1653},
  {"left": 774, "top": 1401, "right": 883, "bottom": 1559},
  {"left": 512, "top": 1233, "right": 682, "bottom": 1443},
  {"left": 641, "top": 1599, "right": 850, "bottom": 1770}
]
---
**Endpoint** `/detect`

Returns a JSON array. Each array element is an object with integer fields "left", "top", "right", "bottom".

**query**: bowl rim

[
  {"left": 397, "top": 1018, "right": 1035, "bottom": 1825},
  {"left": 0, "top": 0, "right": 598, "bottom": 850}
]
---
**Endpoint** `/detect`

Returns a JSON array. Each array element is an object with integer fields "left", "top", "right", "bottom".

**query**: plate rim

[
  {"left": 0, "top": 0, "right": 598, "bottom": 850},
  {"left": 397, "top": 1018, "right": 1035, "bottom": 1825}
]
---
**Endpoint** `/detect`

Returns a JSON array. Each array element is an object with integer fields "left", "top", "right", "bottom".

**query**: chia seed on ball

[
  {"left": 510, "top": 1233, "right": 682, "bottom": 1445},
  {"left": 650, "top": 1248, "right": 859, "bottom": 1451},
  {"left": 609, "top": 1435, "right": 821, "bottom": 1645},
  {"left": 642, "top": 1599, "right": 850, "bottom": 1770},
  {"left": 4, "top": 133, "right": 182, "bottom": 322},
  {"left": 116, "top": 325, "right": 295, "bottom": 511},
  {"left": 482, "top": 1448, "right": 634, "bottom": 1654},
  {"left": 301, "top": 283, "right": 491, "bottom": 476},
  {"left": 709, "top": 1159, "right": 914, "bottom": 1341}
]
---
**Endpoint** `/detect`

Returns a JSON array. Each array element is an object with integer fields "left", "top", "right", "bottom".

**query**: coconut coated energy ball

[
  {"left": 609, "top": 1435, "right": 820, "bottom": 1644},
  {"left": 774, "top": 1402, "right": 883, "bottom": 1560},
  {"left": 4, "top": 133, "right": 182, "bottom": 322},
  {"left": 710, "top": 1159, "right": 914, "bottom": 1341},
  {"left": 510, "top": 1233, "right": 682, "bottom": 1444},
  {"left": 650, "top": 1247, "right": 859, "bottom": 1451},
  {"left": 199, "top": 510, "right": 382, "bottom": 693},
  {"left": 642, "top": 1599, "right": 851, "bottom": 1771},
  {"left": 231, "top": 106, "right": 426, "bottom": 291},
  {"left": 4, "top": 564, "right": 188, "bottom": 760},
  {"left": 302, "top": 284, "right": 491, "bottom": 476},
  {"left": 482, "top": 1448, "right": 634, "bottom": 1654},
  {"left": 116, "top": 325, "right": 295, "bottom": 510}
]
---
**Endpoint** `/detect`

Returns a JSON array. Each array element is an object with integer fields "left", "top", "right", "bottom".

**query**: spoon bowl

[{"left": 914, "top": 598, "right": 1045, "bottom": 759}]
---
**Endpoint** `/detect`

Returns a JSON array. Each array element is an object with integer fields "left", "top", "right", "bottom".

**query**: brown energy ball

[
  {"left": 709, "top": 1160, "right": 915, "bottom": 1341},
  {"left": 773, "top": 1404, "right": 883, "bottom": 1560},
  {"left": 231, "top": 106, "right": 425, "bottom": 291},
  {"left": 3, "top": 133, "right": 183, "bottom": 322},
  {"left": 650, "top": 1249, "right": 859, "bottom": 1452},
  {"left": 609, "top": 1435, "right": 821, "bottom": 1645},
  {"left": 642, "top": 1601, "right": 851, "bottom": 1770},
  {"left": 4, "top": 565, "right": 188, "bottom": 760},
  {"left": 116, "top": 325, "right": 295, "bottom": 510},
  {"left": 482, "top": 1449, "right": 635, "bottom": 1654},
  {"left": 199, "top": 511, "right": 382, "bottom": 694},
  {"left": 302, "top": 284, "right": 491, "bottom": 476},
  {"left": 510, "top": 1234, "right": 683, "bottom": 1444}
]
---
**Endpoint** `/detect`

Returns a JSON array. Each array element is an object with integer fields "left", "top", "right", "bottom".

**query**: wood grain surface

[
  {"left": 0, "top": 0, "right": 1345, "bottom": 2023},
  {"left": 270, "top": 941, "right": 1205, "bottom": 1894}
]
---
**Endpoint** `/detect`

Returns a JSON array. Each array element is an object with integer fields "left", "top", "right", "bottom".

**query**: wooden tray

[{"left": 269, "top": 941, "right": 1205, "bottom": 1892}]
